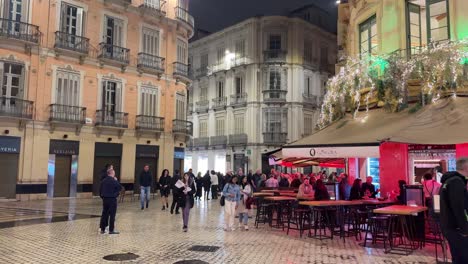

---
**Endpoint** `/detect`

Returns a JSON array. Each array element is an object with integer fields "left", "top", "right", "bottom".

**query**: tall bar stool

[
  {"left": 363, "top": 208, "right": 393, "bottom": 249},
  {"left": 311, "top": 207, "right": 334, "bottom": 240},
  {"left": 286, "top": 201, "right": 312, "bottom": 238}
]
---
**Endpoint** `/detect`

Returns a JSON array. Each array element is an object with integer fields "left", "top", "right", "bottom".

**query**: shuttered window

[
  {"left": 56, "top": 69, "right": 80, "bottom": 106},
  {"left": 199, "top": 119, "right": 208, "bottom": 137},
  {"left": 234, "top": 114, "right": 244, "bottom": 134},
  {"left": 175, "top": 93, "right": 186, "bottom": 120},
  {"left": 140, "top": 85, "right": 158, "bottom": 116},
  {"left": 142, "top": 27, "right": 159, "bottom": 55},
  {"left": 215, "top": 118, "right": 225, "bottom": 136}
]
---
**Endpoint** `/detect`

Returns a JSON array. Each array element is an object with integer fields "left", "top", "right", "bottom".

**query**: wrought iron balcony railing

[
  {"left": 0, "top": 97, "right": 33, "bottom": 119},
  {"left": 193, "top": 137, "right": 209, "bottom": 148},
  {"left": 136, "top": 115, "right": 164, "bottom": 131},
  {"left": 54, "top": 31, "right": 89, "bottom": 54},
  {"left": 173, "top": 62, "right": 189, "bottom": 78},
  {"left": 263, "top": 89, "right": 287, "bottom": 102},
  {"left": 175, "top": 7, "right": 194, "bottom": 30},
  {"left": 302, "top": 93, "right": 318, "bottom": 109},
  {"left": 0, "top": 18, "right": 40, "bottom": 44},
  {"left": 263, "top": 50, "right": 287, "bottom": 63},
  {"left": 212, "top": 97, "right": 227, "bottom": 110},
  {"left": 263, "top": 132, "right": 287, "bottom": 145},
  {"left": 228, "top": 134, "right": 248, "bottom": 146},
  {"left": 95, "top": 110, "right": 128, "bottom": 128},
  {"left": 98, "top": 43, "right": 130, "bottom": 65},
  {"left": 211, "top": 135, "right": 227, "bottom": 146},
  {"left": 195, "top": 100, "right": 209, "bottom": 113},
  {"left": 137, "top": 0, "right": 166, "bottom": 14},
  {"left": 231, "top": 57, "right": 249, "bottom": 67},
  {"left": 230, "top": 93, "right": 247, "bottom": 107},
  {"left": 172, "top": 119, "right": 193, "bottom": 135},
  {"left": 49, "top": 104, "right": 86, "bottom": 124},
  {"left": 137, "top": 53, "right": 165, "bottom": 73}
]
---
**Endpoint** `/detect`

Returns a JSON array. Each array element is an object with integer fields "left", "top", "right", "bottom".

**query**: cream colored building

[{"left": 0, "top": 0, "right": 194, "bottom": 200}]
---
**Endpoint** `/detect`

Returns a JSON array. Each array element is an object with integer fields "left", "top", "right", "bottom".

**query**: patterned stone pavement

[{"left": 0, "top": 198, "right": 441, "bottom": 264}]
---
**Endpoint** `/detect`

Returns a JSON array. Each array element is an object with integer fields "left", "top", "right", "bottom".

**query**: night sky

[{"left": 190, "top": 0, "right": 338, "bottom": 33}]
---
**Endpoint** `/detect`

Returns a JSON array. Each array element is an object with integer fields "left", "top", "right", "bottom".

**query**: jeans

[
  {"left": 239, "top": 212, "right": 248, "bottom": 225},
  {"left": 211, "top": 185, "right": 218, "bottom": 199},
  {"left": 224, "top": 200, "right": 237, "bottom": 229},
  {"left": 445, "top": 229, "right": 468, "bottom": 264},
  {"left": 100, "top": 197, "right": 117, "bottom": 232},
  {"left": 182, "top": 196, "right": 191, "bottom": 227},
  {"left": 140, "top": 186, "right": 151, "bottom": 208}
]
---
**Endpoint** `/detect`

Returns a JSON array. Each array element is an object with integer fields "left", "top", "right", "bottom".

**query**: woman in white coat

[{"left": 237, "top": 176, "right": 252, "bottom": 230}]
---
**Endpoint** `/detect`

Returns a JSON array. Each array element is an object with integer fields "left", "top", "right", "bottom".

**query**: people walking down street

[
  {"left": 440, "top": 158, "right": 468, "bottom": 264},
  {"left": 210, "top": 170, "right": 219, "bottom": 199},
  {"left": 195, "top": 172, "right": 203, "bottom": 200},
  {"left": 222, "top": 175, "right": 241, "bottom": 231},
  {"left": 170, "top": 170, "right": 181, "bottom": 214},
  {"left": 139, "top": 165, "right": 153, "bottom": 210},
  {"left": 99, "top": 169, "right": 121, "bottom": 234},
  {"left": 100, "top": 164, "right": 113, "bottom": 181},
  {"left": 203, "top": 171, "right": 211, "bottom": 200},
  {"left": 237, "top": 176, "right": 252, "bottom": 230},
  {"left": 158, "top": 169, "right": 171, "bottom": 211},
  {"left": 175, "top": 173, "right": 196, "bottom": 232}
]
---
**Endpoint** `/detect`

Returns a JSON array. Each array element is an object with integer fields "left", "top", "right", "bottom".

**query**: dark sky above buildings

[{"left": 190, "top": 0, "right": 338, "bottom": 33}]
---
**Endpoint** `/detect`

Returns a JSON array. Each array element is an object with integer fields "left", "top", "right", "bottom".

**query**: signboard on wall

[
  {"left": 283, "top": 146, "right": 380, "bottom": 158},
  {"left": 49, "top": 140, "right": 79, "bottom": 155},
  {"left": 174, "top": 147, "right": 185, "bottom": 159},
  {"left": 136, "top": 145, "right": 159, "bottom": 158},
  {"left": 0, "top": 136, "right": 21, "bottom": 154}
]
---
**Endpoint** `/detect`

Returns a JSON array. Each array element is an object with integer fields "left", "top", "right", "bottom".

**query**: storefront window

[{"left": 184, "top": 156, "right": 192, "bottom": 173}]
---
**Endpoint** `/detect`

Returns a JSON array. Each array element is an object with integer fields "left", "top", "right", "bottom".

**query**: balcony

[
  {"left": 195, "top": 100, "right": 209, "bottom": 113},
  {"left": 0, "top": 18, "right": 40, "bottom": 44},
  {"left": 208, "top": 62, "right": 226, "bottom": 75},
  {"left": 0, "top": 97, "right": 33, "bottom": 119},
  {"left": 95, "top": 110, "right": 128, "bottom": 128},
  {"left": 212, "top": 97, "right": 227, "bottom": 111},
  {"left": 228, "top": 134, "right": 248, "bottom": 146},
  {"left": 136, "top": 115, "right": 164, "bottom": 132},
  {"left": 231, "top": 57, "right": 249, "bottom": 67},
  {"left": 175, "top": 7, "right": 194, "bottom": 34},
  {"left": 263, "top": 90, "right": 287, "bottom": 103},
  {"left": 103, "top": 0, "right": 132, "bottom": 6},
  {"left": 137, "top": 0, "right": 166, "bottom": 16},
  {"left": 172, "top": 119, "right": 193, "bottom": 136},
  {"left": 194, "top": 67, "right": 208, "bottom": 78},
  {"left": 302, "top": 93, "right": 318, "bottom": 109},
  {"left": 173, "top": 62, "right": 191, "bottom": 83},
  {"left": 263, "top": 132, "right": 287, "bottom": 145},
  {"left": 54, "top": 31, "right": 89, "bottom": 57},
  {"left": 263, "top": 50, "right": 287, "bottom": 63},
  {"left": 49, "top": 104, "right": 86, "bottom": 124},
  {"left": 97, "top": 43, "right": 130, "bottom": 68},
  {"left": 230, "top": 93, "right": 247, "bottom": 108},
  {"left": 210, "top": 135, "right": 227, "bottom": 147},
  {"left": 137, "top": 53, "right": 165, "bottom": 75},
  {"left": 193, "top": 137, "right": 209, "bottom": 149}
]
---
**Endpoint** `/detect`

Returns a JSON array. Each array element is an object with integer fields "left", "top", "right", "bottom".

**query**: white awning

[{"left": 282, "top": 146, "right": 380, "bottom": 158}]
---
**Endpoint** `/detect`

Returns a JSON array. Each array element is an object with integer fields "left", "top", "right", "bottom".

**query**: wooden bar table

[
  {"left": 264, "top": 196, "right": 297, "bottom": 228},
  {"left": 373, "top": 205, "right": 428, "bottom": 255},
  {"left": 253, "top": 192, "right": 274, "bottom": 197}
]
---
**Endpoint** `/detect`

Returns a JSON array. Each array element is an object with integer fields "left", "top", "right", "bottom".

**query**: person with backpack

[{"left": 422, "top": 172, "right": 440, "bottom": 210}]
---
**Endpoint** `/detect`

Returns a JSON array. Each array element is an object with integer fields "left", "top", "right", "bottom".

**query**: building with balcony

[
  {"left": 186, "top": 11, "right": 336, "bottom": 174},
  {"left": 0, "top": 0, "right": 194, "bottom": 200}
]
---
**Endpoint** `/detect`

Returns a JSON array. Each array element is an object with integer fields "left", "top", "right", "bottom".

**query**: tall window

[
  {"left": 175, "top": 93, "right": 186, "bottom": 120},
  {"left": 234, "top": 114, "right": 244, "bottom": 134},
  {"left": 304, "top": 76, "right": 312, "bottom": 95},
  {"left": 215, "top": 118, "right": 225, "bottom": 136},
  {"left": 263, "top": 108, "right": 287, "bottom": 135},
  {"left": 0, "top": 62, "right": 25, "bottom": 101},
  {"left": 104, "top": 15, "right": 124, "bottom": 46},
  {"left": 406, "top": 2, "right": 422, "bottom": 54},
  {"left": 199, "top": 86, "right": 208, "bottom": 101},
  {"left": 199, "top": 119, "right": 208, "bottom": 137},
  {"left": 102, "top": 79, "right": 122, "bottom": 113},
  {"left": 60, "top": 3, "right": 84, "bottom": 37},
  {"left": 217, "top": 47, "right": 225, "bottom": 65},
  {"left": 269, "top": 69, "right": 282, "bottom": 90},
  {"left": 304, "top": 39, "right": 313, "bottom": 64},
  {"left": 359, "top": 15, "right": 377, "bottom": 57},
  {"left": 235, "top": 39, "right": 245, "bottom": 59},
  {"left": 177, "top": 39, "right": 188, "bottom": 63},
  {"left": 216, "top": 80, "right": 224, "bottom": 98},
  {"left": 56, "top": 69, "right": 80, "bottom": 106},
  {"left": 235, "top": 76, "right": 243, "bottom": 94},
  {"left": 268, "top": 35, "right": 282, "bottom": 50},
  {"left": 427, "top": 0, "right": 449, "bottom": 42},
  {"left": 3, "top": 0, "right": 30, "bottom": 23},
  {"left": 304, "top": 114, "right": 313, "bottom": 136},
  {"left": 320, "top": 46, "right": 328, "bottom": 67},
  {"left": 177, "top": 0, "right": 189, "bottom": 9},
  {"left": 140, "top": 85, "right": 158, "bottom": 116},
  {"left": 200, "top": 53, "right": 208, "bottom": 69},
  {"left": 141, "top": 27, "right": 159, "bottom": 55}
]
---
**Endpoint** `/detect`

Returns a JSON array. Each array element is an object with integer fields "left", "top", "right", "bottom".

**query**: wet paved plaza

[{"left": 0, "top": 198, "right": 440, "bottom": 264}]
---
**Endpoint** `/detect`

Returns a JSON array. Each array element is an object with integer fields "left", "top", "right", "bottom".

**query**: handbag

[
  {"left": 245, "top": 197, "right": 254, "bottom": 209},
  {"left": 220, "top": 195, "right": 225, "bottom": 206}
]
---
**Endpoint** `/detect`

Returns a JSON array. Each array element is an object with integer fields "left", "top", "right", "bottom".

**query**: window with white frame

[
  {"left": 101, "top": 79, "right": 122, "bottom": 113},
  {"left": 200, "top": 53, "right": 208, "bottom": 69},
  {"left": 103, "top": 15, "right": 124, "bottom": 47},
  {"left": 175, "top": 93, "right": 186, "bottom": 120},
  {"left": 55, "top": 69, "right": 80, "bottom": 106},
  {"left": 199, "top": 119, "right": 208, "bottom": 137},
  {"left": 2, "top": 0, "right": 30, "bottom": 23},
  {"left": 304, "top": 113, "right": 314, "bottom": 136},
  {"left": 60, "top": 2, "right": 84, "bottom": 37},
  {"left": 177, "top": 39, "right": 188, "bottom": 63},
  {"left": 216, "top": 47, "right": 225, "bottom": 65},
  {"left": 216, "top": 80, "right": 225, "bottom": 98},
  {"left": 215, "top": 117, "right": 225, "bottom": 136},
  {"left": 235, "top": 76, "right": 243, "bottom": 95},
  {"left": 235, "top": 39, "right": 245, "bottom": 59},
  {"left": 263, "top": 108, "right": 287, "bottom": 134},
  {"left": 269, "top": 69, "right": 282, "bottom": 90},
  {"left": 234, "top": 114, "right": 244, "bottom": 134},
  {"left": 141, "top": 27, "right": 159, "bottom": 56},
  {"left": 0, "top": 61, "right": 25, "bottom": 101},
  {"left": 359, "top": 15, "right": 377, "bottom": 57},
  {"left": 199, "top": 86, "right": 208, "bottom": 101},
  {"left": 140, "top": 85, "right": 158, "bottom": 116}
]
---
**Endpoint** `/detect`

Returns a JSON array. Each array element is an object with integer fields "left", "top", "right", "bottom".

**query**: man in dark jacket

[
  {"left": 100, "top": 164, "right": 113, "bottom": 181},
  {"left": 100, "top": 169, "right": 121, "bottom": 234},
  {"left": 139, "top": 165, "right": 153, "bottom": 210},
  {"left": 440, "top": 158, "right": 468, "bottom": 264},
  {"left": 170, "top": 170, "right": 181, "bottom": 214},
  {"left": 361, "top": 176, "right": 378, "bottom": 198}
]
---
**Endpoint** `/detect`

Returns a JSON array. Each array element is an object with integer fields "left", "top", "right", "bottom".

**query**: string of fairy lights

[{"left": 317, "top": 38, "right": 468, "bottom": 129}]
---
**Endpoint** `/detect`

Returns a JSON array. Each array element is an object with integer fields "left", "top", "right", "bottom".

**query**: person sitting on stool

[{"left": 100, "top": 168, "right": 121, "bottom": 234}]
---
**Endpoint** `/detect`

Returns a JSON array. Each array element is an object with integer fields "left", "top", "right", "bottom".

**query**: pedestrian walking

[
  {"left": 237, "top": 176, "right": 252, "bottom": 230},
  {"left": 440, "top": 158, "right": 468, "bottom": 264},
  {"left": 99, "top": 169, "right": 121, "bottom": 234},
  {"left": 203, "top": 171, "right": 211, "bottom": 200},
  {"left": 222, "top": 175, "right": 241, "bottom": 231},
  {"left": 139, "top": 164, "right": 153, "bottom": 210},
  {"left": 158, "top": 169, "right": 171, "bottom": 211},
  {"left": 175, "top": 173, "right": 196, "bottom": 232},
  {"left": 195, "top": 172, "right": 203, "bottom": 200},
  {"left": 170, "top": 170, "right": 181, "bottom": 214},
  {"left": 210, "top": 170, "right": 219, "bottom": 199}
]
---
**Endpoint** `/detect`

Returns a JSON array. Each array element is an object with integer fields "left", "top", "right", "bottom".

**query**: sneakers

[
  {"left": 100, "top": 230, "right": 105, "bottom": 234},
  {"left": 109, "top": 231, "right": 120, "bottom": 235},
  {"left": 170, "top": 210, "right": 174, "bottom": 214},
  {"left": 244, "top": 225, "right": 249, "bottom": 231},
  {"left": 183, "top": 226, "right": 188, "bottom": 232}
]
